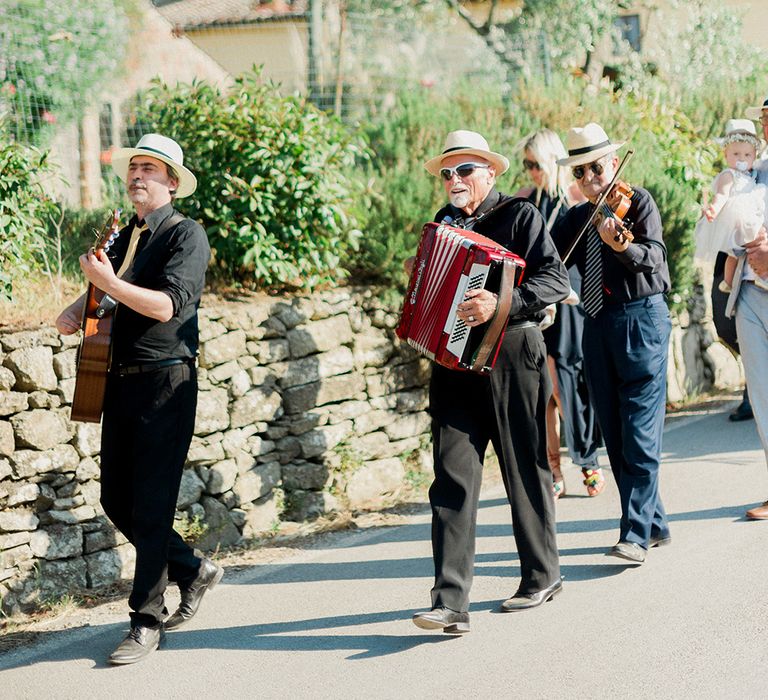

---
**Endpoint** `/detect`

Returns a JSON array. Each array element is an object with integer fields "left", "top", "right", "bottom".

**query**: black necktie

[{"left": 582, "top": 225, "right": 604, "bottom": 317}]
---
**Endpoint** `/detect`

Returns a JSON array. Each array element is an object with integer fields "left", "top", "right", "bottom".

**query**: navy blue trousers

[{"left": 582, "top": 294, "right": 671, "bottom": 547}]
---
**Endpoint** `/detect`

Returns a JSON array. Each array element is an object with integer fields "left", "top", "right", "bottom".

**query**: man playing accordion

[{"left": 409, "top": 130, "right": 570, "bottom": 633}]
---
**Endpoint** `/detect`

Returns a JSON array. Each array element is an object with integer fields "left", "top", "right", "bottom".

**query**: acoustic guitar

[{"left": 70, "top": 209, "right": 121, "bottom": 423}]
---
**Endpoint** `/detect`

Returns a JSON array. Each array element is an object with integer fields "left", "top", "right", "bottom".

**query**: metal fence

[{"left": 0, "top": 1, "right": 545, "bottom": 207}]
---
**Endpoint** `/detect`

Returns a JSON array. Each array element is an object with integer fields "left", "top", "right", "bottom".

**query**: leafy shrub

[
  {"left": 0, "top": 135, "right": 59, "bottom": 300},
  {"left": 129, "top": 71, "right": 368, "bottom": 289}
]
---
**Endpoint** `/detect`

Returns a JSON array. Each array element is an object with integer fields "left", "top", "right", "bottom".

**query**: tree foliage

[
  {"left": 0, "top": 0, "right": 128, "bottom": 145},
  {"left": 130, "top": 71, "right": 368, "bottom": 289}
]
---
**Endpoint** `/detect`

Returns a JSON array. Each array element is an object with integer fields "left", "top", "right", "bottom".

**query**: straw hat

[
  {"left": 111, "top": 133, "right": 197, "bottom": 198},
  {"left": 556, "top": 123, "right": 625, "bottom": 167},
  {"left": 745, "top": 97, "right": 768, "bottom": 120},
  {"left": 424, "top": 130, "right": 509, "bottom": 177}
]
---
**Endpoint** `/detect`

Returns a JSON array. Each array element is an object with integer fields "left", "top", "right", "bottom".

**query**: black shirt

[
  {"left": 552, "top": 186, "right": 670, "bottom": 305},
  {"left": 107, "top": 203, "right": 210, "bottom": 365},
  {"left": 435, "top": 188, "right": 570, "bottom": 320}
]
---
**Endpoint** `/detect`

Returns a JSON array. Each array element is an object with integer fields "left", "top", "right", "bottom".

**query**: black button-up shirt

[
  {"left": 552, "top": 186, "right": 670, "bottom": 304},
  {"left": 106, "top": 203, "right": 210, "bottom": 365},
  {"left": 435, "top": 188, "right": 570, "bottom": 320}
]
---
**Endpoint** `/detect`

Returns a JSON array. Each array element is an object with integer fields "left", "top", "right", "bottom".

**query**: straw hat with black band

[
  {"left": 424, "top": 130, "right": 510, "bottom": 177},
  {"left": 746, "top": 97, "right": 768, "bottom": 121},
  {"left": 111, "top": 133, "right": 197, "bottom": 198},
  {"left": 556, "top": 123, "right": 625, "bottom": 168}
]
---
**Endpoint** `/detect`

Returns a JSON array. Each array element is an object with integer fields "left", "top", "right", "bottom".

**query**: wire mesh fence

[{"left": 1, "top": 0, "right": 547, "bottom": 207}]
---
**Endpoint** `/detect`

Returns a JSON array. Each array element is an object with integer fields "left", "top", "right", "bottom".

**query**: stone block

[
  {"left": 354, "top": 409, "right": 398, "bottom": 435},
  {"left": 0, "top": 328, "right": 58, "bottom": 351},
  {"left": 278, "top": 347, "right": 355, "bottom": 390},
  {"left": 353, "top": 333, "right": 394, "bottom": 368},
  {"left": 194, "top": 387, "right": 230, "bottom": 435},
  {"left": 30, "top": 525, "right": 83, "bottom": 560},
  {"left": 199, "top": 329, "right": 247, "bottom": 368},
  {"left": 188, "top": 436, "right": 226, "bottom": 464},
  {"left": 49, "top": 444, "right": 81, "bottom": 472},
  {"left": 383, "top": 413, "right": 431, "bottom": 441},
  {"left": 208, "top": 360, "right": 241, "bottom": 383},
  {"left": 282, "top": 461, "right": 329, "bottom": 490},
  {"left": 74, "top": 423, "right": 102, "bottom": 457},
  {"left": 10, "top": 409, "right": 73, "bottom": 450},
  {"left": 85, "top": 544, "right": 134, "bottom": 588},
  {"left": 252, "top": 338, "right": 290, "bottom": 365},
  {"left": 283, "top": 489, "right": 338, "bottom": 522},
  {"left": 0, "top": 509, "right": 39, "bottom": 532},
  {"left": 0, "top": 458, "right": 10, "bottom": 480},
  {"left": 5, "top": 346, "right": 57, "bottom": 391},
  {"left": 297, "top": 421, "right": 353, "bottom": 459},
  {"left": 84, "top": 525, "right": 128, "bottom": 554},
  {"left": 1, "top": 544, "right": 33, "bottom": 569},
  {"left": 6, "top": 483, "right": 39, "bottom": 507},
  {"left": 39, "top": 505, "right": 96, "bottom": 525},
  {"left": 206, "top": 459, "right": 238, "bottom": 495},
  {"left": 177, "top": 469, "right": 206, "bottom": 509},
  {"left": 326, "top": 400, "right": 370, "bottom": 424},
  {"left": 287, "top": 412, "right": 327, "bottom": 435},
  {"left": 346, "top": 458, "right": 405, "bottom": 507},
  {"left": 58, "top": 377, "right": 76, "bottom": 404},
  {"left": 52, "top": 348, "right": 78, "bottom": 380},
  {"left": 0, "top": 367, "right": 16, "bottom": 390},
  {"left": 241, "top": 493, "right": 280, "bottom": 538},
  {"left": 346, "top": 431, "right": 391, "bottom": 460},
  {"left": 79, "top": 480, "right": 101, "bottom": 507},
  {"left": 76, "top": 456, "right": 100, "bottom": 482},
  {"left": 229, "top": 369, "right": 251, "bottom": 398},
  {"left": 395, "top": 389, "right": 429, "bottom": 412},
  {"left": 0, "top": 391, "right": 29, "bottom": 417},
  {"left": 37, "top": 558, "right": 88, "bottom": 597},
  {"left": 230, "top": 386, "right": 282, "bottom": 428},
  {"left": 287, "top": 315, "right": 354, "bottom": 358},
  {"left": 0, "top": 532, "right": 31, "bottom": 549},
  {"left": 27, "top": 391, "right": 61, "bottom": 409},
  {"left": 232, "top": 462, "right": 281, "bottom": 504},
  {"left": 0, "top": 420, "right": 14, "bottom": 456},
  {"left": 194, "top": 496, "right": 241, "bottom": 550},
  {"left": 283, "top": 373, "right": 366, "bottom": 414}
]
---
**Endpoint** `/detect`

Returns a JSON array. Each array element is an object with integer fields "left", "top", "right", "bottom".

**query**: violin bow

[{"left": 561, "top": 149, "right": 635, "bottom": 263}]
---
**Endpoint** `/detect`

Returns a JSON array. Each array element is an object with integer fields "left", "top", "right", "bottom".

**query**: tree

[{"left": 0, "top": 0, "right": 128, "bottom": 145}]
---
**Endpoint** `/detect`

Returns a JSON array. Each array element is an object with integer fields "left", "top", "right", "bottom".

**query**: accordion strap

[{"left": 471, "top": 258, "right": 516, "bottom": 372}]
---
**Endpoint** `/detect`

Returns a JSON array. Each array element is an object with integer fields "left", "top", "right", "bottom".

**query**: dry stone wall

[{"left": 0, "top": 289, "right": 432, "bottom": 614}]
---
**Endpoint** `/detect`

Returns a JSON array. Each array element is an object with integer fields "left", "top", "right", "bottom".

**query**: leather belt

[
  {"left": 506, "top": 319, "right": 538, "bottom": 330},
  {"left": 116, "top": 358, "right": 192, "bottom": 376}
]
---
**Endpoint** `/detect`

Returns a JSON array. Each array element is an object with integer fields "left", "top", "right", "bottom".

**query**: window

[{"left": 615, "top": 14, "right": 641, "bottom": 52}]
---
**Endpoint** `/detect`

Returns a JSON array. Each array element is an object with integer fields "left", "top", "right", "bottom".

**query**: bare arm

[
  {"left": 704, "top": 170, "right": 735, "bottom": 221},
  {"left": 79, "top": 249, "right": 174, "bottom": 322},
  {"left": 746, "top": 226, "right": 768, "bottom": 277}
]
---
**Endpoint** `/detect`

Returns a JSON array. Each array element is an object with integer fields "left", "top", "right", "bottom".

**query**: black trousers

[
  {"left": 428, "top": 325, "right": 560, "bottom": 612},
  {"left": 100, "top": 362, "right": 201, "bottom": 627}
]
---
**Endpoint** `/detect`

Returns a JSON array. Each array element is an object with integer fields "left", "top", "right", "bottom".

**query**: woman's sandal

[
  {"left": 552, "top": 468, "right": 565, "bottom": 500},
  {"left": 582, "top": 467, "right": 606, "bottom": 497}
]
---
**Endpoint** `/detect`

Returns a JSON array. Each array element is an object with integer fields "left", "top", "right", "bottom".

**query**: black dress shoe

[
  {"left": 607, "top": 541, "right": 646, "bottom": 563},
  {"left": 412, "top": 607, "right": 470, "bottom": 634},
  {"left": 165, "top": 558, "right": 224, "bottom": 630},
  {"left": 108, "top": 623, "right": 164, "bottom": 665},
  {"left": 500, "top": 577, "right": 563, "bottom": 612},
  {"left": 729, "top": 400, "right": 754, "bottom": 422}
]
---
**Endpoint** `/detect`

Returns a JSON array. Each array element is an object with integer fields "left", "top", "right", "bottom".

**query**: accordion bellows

[{"left": 396, "top": 222, "right": 526, "bottom": 373}]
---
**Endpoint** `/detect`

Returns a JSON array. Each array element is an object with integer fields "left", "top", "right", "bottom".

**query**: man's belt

[{"left": 115, "top": 358, "right": 193, "bottom": 376}]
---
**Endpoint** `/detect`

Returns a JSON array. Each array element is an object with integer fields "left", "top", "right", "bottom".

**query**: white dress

[{"left": 694, "top": 169, "right": 767, "bottom": 263}]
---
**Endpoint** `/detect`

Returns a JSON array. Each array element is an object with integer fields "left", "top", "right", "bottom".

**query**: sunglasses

[
  {"left": 572, "top": 161, "right": 605, "bottom": 180},
  {"left": 522, "top": 159, "right": 541, "bottom": 171},
  {"left": 440, "top": 162, "right": 490, "bottom": 181}
]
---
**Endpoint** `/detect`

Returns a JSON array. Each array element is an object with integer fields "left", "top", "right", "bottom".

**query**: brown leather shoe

[{"left": 746, "top": 501, "right": 768, "bottom": 520}]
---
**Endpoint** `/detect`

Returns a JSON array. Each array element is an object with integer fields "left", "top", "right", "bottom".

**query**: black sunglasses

[
  {"left": 440, "top": 162, "right": 490, "bottom": 181},
  {"left": 572, "top": 161, "right": 605, "bottom": 180},
  {"left": 522, "top": 159, "right": 541, "bottom": 171}
]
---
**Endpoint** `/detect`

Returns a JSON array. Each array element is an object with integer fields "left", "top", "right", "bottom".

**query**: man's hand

[
  {"left": 55, "top": 296, "right": 86, "bottom": 336},
  {"left": 598, "top": 217, "right": 630, "bottom": 252},
  {"left": 458, "top": 288, "right": 498, "bottom": 326},
  {"left": 80, "top": 248, "right": 117, "bottom": 294},
  {"left": 403, "top": 256, "right": 416, "bottom": 276},
  {"left": 746, "top": 226, "right": 768, "bottom": 277}
]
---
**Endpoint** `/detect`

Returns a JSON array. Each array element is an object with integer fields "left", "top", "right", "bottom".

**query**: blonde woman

[{"left": 515, "top": 129, "right": 604, "bottom": 499}]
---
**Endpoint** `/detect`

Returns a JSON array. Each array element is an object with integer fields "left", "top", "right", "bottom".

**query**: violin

[
  {"left": 562, "top": 149, "right": 635, "bottom": 263},
  {"left": 593, "top": 179, "right": 635, "bottom": 245}
]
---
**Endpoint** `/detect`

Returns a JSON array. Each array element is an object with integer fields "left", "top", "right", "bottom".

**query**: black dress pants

[
  {"left": 428, "top": 325, "right": 560, "bottom": 612},
  {"left": 100, "top": 362, "right": 201, "bottom": 627}
]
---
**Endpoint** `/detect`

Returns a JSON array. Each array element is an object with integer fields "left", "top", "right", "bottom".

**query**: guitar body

[{"left": 70, "top": 210, "right": 121, "bottom": 424}]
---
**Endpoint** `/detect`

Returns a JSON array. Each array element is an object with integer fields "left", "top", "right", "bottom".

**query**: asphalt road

[{"left": 1, "top": 400, "right": 767, "bottom": 699}]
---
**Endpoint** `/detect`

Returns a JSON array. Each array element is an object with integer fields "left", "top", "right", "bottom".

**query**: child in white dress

[{"left": 695, "top": 119, "right": 768, "bottom": 292}]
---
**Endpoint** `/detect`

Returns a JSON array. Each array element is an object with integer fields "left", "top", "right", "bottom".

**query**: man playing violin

[{"left": 553, "top": 123, "right": 672, "bottom": 564}]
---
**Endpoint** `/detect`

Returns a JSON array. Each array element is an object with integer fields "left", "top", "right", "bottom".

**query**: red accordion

[{"left": 396, "top": 222, "right": 526, "bottom": 373}]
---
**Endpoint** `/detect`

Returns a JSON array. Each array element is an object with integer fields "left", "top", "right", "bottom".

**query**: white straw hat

[
  {"left": 111, "top": 133, "right": 197, "bottom": 198},
  {"left": 715, "top": 118, "right": 761, "bottom": 148},
  {"left": 746, "top": 96, "right": 768, "bottom": 120},
  {"left": 556, "top": 123, "right": 625, "bottom": 167},
  {"left": 424, "top": 130, "right": 510, "bottom": 177}
]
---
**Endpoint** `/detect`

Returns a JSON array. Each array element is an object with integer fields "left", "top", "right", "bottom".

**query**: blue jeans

[{"left": 582, "top": 294, "right": 672, "bottom": 547}]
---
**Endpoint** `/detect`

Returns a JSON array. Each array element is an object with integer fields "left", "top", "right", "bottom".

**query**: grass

[{"left": 0, "top": 276, "right": 83, "bottom": 330}]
